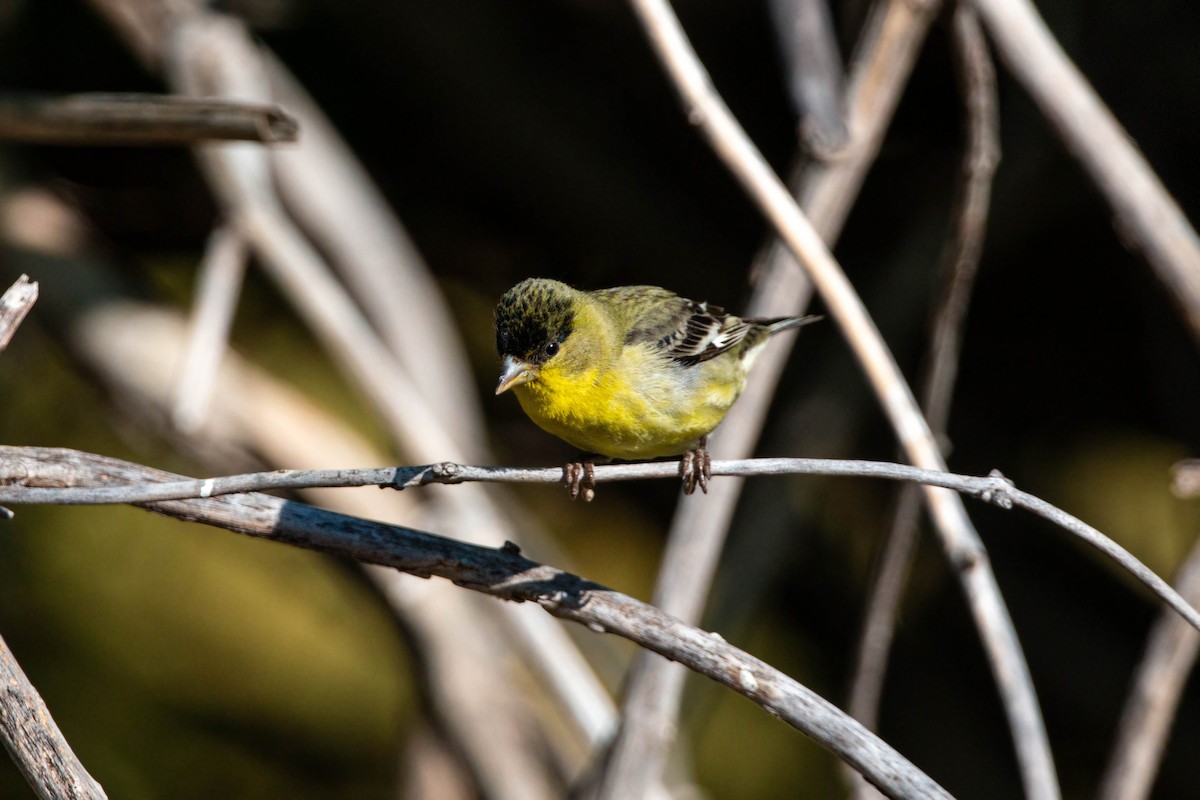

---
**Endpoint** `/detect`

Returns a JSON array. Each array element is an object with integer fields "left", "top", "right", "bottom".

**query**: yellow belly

[{"left": 513, "top": 359, "right": 742, "bottom": 459}]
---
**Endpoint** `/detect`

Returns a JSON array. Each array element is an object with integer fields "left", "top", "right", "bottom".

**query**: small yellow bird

[{"left": 494, "top": 278, "right": 819, "bottom": 500}]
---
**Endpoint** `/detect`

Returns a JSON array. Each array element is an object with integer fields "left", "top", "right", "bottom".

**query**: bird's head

[{"left": 494, "top": 278, "right": 578, "bottom": 395}]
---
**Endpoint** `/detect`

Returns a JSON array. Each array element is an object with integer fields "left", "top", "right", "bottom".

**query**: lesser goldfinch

[{"left": 494, "top": 278, "right": 818, "bottom": 500}]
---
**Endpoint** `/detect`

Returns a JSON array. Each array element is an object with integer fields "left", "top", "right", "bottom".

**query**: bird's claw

[
  {"left": 680, "top": 437, "right": 711, "bottom": 495},
  {"left": 563, "top": 460, "right": 597, "bottom": 502}
]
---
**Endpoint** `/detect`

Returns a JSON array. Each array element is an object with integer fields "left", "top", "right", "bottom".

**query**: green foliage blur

[{"left": 2, "top": 0, "right": 1200, "bottom": 798}]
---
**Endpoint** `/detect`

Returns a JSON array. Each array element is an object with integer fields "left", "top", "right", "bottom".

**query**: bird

[{"left": 494, "top": 278, "right": 819, "bottom": 501}]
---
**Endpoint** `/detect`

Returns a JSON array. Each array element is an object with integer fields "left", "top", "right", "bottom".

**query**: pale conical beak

[{"left": 496, "top": 356, "right": 537, "bottom": 395}]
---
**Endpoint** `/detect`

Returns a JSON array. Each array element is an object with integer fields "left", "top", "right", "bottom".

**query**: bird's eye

[{"left": 545, "top": 341, "right": 560, "bottom": 357}]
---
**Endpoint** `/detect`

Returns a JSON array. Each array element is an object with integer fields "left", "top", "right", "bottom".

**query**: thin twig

[
  {"left": 921, "top": 8, "right": 999, "bottom": 435},
  {"left": 3, "top": 448, "right": 1199, "bottom": 637},
  {"left": 968, "top": 0, "right": 1200, "bottom": 346},
  {"left": 172, "top": 222, "right": 248, "bottom": 433},
  {"left": 0, "top": 446, "right": 960, "bottom": 800},
  {"left": 0, "top": 93, "right": 297, "bottom": 145},
  {"left": 848, "top": 0, "right": 999, "bottom": 757},
  {"left": 1, "top": 455, "right": 1018, "bottom": 501},
  {"left": 0, "top": 274, "right": 38, "bottom": 351},
  {"left": 1, "top": 629, "right": 108, "bottom": 800},
  {"left": 1097, "top": 536, "right": 1200, "bottom": 800},
  {"left": 624, "top": 1, "right": 1059, "bottom": 798}
]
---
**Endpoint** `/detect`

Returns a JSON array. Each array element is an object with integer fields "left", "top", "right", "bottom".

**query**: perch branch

[
  {"left": 0, "top": 446, "right": 952, "bottom": 800},
  {"left": 2, "top": 448, "right": 1199, "bottom": 637}
]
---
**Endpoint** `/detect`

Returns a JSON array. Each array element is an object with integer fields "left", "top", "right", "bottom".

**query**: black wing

[{"left": 598, "top": 286, "right": 759, "bottom": 367}]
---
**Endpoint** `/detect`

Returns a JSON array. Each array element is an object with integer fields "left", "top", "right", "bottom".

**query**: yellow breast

[{"left": 514, "top": 345, "right": 744, "bottom": 459}]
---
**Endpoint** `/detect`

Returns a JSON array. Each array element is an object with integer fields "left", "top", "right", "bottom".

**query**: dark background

[{"left": 1, "top": 0, "right": 1199, "bottom": 797}]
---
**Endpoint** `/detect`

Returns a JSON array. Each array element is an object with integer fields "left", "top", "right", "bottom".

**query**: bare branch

[
  {"left": 0, "top": 93, "right": 297, "bottom": 145},
  {"left": 1097, "top": 537, "right": 1200, "bottom": 800},
  {"left": 848, "top": 0, "right": 1000, "bottom": 760},
  {"left": 922, "top": 8, "right": 999, "bottom": 435},
  {"left": 624, "top": 1, "right": 1058, "bottom": 797},
  {"left": 264, "top": 56, "right": 489, "bottom": 453},
  {"left": 3, "top": 449, "right": 1198, "bottom": 638},
  {"left": 0, "top": 274, "right": 38, "bottom": 352},
  {"left": 0, "top": 189, "right": 572, "bottom": 799},
  {"left": 767, "top": 0, "right": 848, "bottom": 156},
  {"left": 0, "top": 446, "right": 955, "bottom": 800},
  {"left": 0, "top": 633, "right": 108, "bottom": 800},
  {"left": 172, "top": 222, "right": 248, "bottom": 432},
  {"left": 2, "top": 275, "right": 102, "bottom": 799},
  {"left": 593, "top": 0, "right": 945, "bottom": 792},
  {"left": 969, "top": 0, "right": 1200, "bottom": 346},
  {"left": 165, "top": 13, "right": 465, "bottom": 463}
]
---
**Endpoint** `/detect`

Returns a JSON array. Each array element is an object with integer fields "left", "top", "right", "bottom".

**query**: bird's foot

[
  {"left": 563, "top": 459, "right": 598, "bottom": 502},
  {"left": 679, "top": 436, "right": 712, "bottom": 495}
]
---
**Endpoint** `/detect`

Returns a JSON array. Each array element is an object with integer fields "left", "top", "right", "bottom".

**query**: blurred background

[{"left": 1, "top": 0, "right": 1199, "bottom": 798}]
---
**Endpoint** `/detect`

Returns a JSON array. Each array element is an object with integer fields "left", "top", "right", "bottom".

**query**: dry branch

[
  {"left": 1097, "top": 537, "right": 1200, "bottom": 800},
  {"left": 596, "top": 0, "right": 945, "bottom": 793},
  {"left": 1, "top": 279, "right": 105, "bottom": 800},
  {"left": 624, "top": 0, "right": 1058, "bottom": 797},
  {"left": 3, "top": 450, "right": 1198, "bottom": 638},
  {"left": 0, "top": 93, "right": 296, "bottom": 145},
  {"left": 0, "top": 634, "right": 108, "bottom": 800},
  {"left": 172, "top": 222, "right": 248, "bottom": 432},
  {"left": 848, "top": 0, "right": 999, "bottom": 757},
  {"left": 0, "top": 190, "right": 582, "bottom": 798},
  {"left": 968, "top": 0, "right": 1200, "bottom": 345},
  {"left": 0, "top": 274, "right": 38, "bottom": 352},
  {"left": 0, "top": 446, "right": 954, "bottom": 800},
  {"left": 767, "top": 0, "right": 848, "bottom": 155}
]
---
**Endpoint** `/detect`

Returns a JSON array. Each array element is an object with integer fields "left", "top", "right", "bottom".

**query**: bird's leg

[
  {"left": 679, "top": 436, "right": 712, "bottom": 495},
  {"left": 563, "top": 456, "right": 607, "bottom": 502}
]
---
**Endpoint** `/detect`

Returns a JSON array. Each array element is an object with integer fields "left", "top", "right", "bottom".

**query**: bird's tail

[{"left": 760, "top": 314, "right": 823, "bottom": 335}]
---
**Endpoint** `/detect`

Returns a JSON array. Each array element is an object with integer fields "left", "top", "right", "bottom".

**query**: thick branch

[
  {"left": 0, "top": 446, "right": 953, "bottom": 800},
  {"left": 0, "top": 94, "right": 297, "bottom": 145},
  {"left": 0, "top": 633, "right": 108, "bottom": 800}
]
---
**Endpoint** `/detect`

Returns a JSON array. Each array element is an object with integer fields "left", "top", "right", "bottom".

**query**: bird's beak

[{"left": 496, "top": 356, "right": 537, "bottom": 395}]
